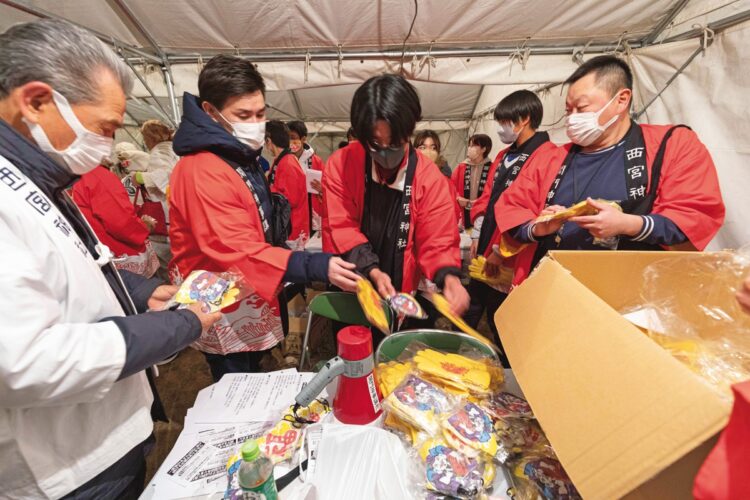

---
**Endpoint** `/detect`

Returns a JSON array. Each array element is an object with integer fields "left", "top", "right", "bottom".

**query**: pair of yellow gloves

[{"left": 469, "top": 255, "right": 512, "bottom": 287}]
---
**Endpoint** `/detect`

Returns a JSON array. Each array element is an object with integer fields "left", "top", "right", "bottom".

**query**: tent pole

[
  {"left": 633, "top": 42, "right": 706, "bottom": 120},
  {"left": 469, "top": 85, "right": 485, "bottom": 119},
  {"left": 162, "top": 66, "right": 181, "bottom": 124},
  {"left": 109, "top": 0, "right": 182, "bottom": 123},
  {"left": 0, "top": 0, "right": 161, "bottom": 64},
  {"left": 119, "top": 53, "right": 176, "bottom": 127},
  {"left": 129, "top": 95, "right": 174, "bottom": 127},
  {"left": 152, "top": 42, "right": 644, "bottom": 65},
  {"left": 289, "top": 90, "right": 304, "bottom": 120},
  {"left": 662, "top": 8, "right": 750, "bottom": 44},
  {"left": 641, "top": 0, "right": 691, "bottom": 45}
]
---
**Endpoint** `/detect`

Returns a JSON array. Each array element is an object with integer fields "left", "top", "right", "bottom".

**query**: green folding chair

[{"left": 298, "top": 291, "right": 391, "bottom": 370}]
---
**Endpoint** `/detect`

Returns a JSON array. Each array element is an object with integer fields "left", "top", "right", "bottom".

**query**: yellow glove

[{"left": 469, "top": 256, "right": 505, "bottom": 286}]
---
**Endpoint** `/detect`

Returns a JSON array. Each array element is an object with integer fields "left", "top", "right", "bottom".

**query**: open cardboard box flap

[{"left": 495, "top": 251, "right": 731, "bottom": 500}]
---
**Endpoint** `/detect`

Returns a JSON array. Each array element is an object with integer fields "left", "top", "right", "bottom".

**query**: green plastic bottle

[{"left": 238, "top": 439, "right": 278, "bottom": 500}]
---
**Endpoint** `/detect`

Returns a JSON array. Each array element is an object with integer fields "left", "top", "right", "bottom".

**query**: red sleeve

[
  {"left": 321, "top": 144, "right": 369, "bottom": 253},
  {"left": 311, "top": 154, "right": 324, "bottom": 172},
  {"left": 414, "top": 161, "right": 462, "bottom": 279},
  {"left": 273, "top": 156, "right": 310, "bottom": 239},
  {"left": 89, "top": 169, "right": 149, "bottom": 247},
  {"left": 174, "top": 155, "right": 291, "bottom": 302},
  {"left": 496, "top": 145, "right": 567, "bottom": 234},
  {"left": 450, "top": 163, "right": 464, "bottom": 197},
  {"left": 470, "top": 151, "right": 504, "bottom": 223},
  {"left": 648, "top": 127, "right": 725, "bottom": 250},
  {"left": 272, "top": 156, "right": 306, "bottom": 210}
]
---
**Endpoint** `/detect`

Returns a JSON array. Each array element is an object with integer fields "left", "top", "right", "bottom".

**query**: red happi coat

[
  {"left": 497, "top": 124, "right": 725, "bottom": 286},
  {"left": 72, "top": 165, "right": 149, "bottom": 256},
  {"left": 451, "top": 161, "right": 490, "bottom": 227},
  {"left": 321, "top": 142, "right": 461, "bottom": 292},
  {"left": 470, "top": 141, "right": 557, "bottom": 258},
  {"left": 169, "top": 151, "right": 290, "bottom": 353},
  {"left": 269, "top": 153, "right": 310, "bottom": 243}
]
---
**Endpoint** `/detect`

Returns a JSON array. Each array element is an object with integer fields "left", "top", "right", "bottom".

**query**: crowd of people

[{"left": 0, "top": 17, "right": 743, "bottom": 500}]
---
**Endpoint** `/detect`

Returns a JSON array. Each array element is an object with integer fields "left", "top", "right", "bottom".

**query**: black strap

[
  {"left": 477, "top": 131, "right": 550, "bottom": 255},
  {"left": 462, "top": 161, "right": 491, "bottom": 225},
  {"left": 618, "top": 124, "right": 691, "bottom": 216},
  {"left": 363, "top": 145, "right": 418, "bottom": 291},
  {"left": 225, "top": 158, "right": 273, "bottom": 244}
]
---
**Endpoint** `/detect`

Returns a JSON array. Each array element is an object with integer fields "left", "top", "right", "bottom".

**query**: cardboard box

[{"left": 495, "top": 251, "right": 731, "bottom": 500}]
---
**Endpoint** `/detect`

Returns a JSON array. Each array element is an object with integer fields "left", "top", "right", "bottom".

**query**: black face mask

[{"left": 371, "top": 144, "right": 406, "bottom": 170}]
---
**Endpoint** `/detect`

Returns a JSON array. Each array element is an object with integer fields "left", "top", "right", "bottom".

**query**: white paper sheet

[
  {"left": 189, "top": 370, "right": 314, "bottom": 424},
  {"left": 306, "top": 169, "right": 322, "bottom": 194},
  {"left": 153, "top": 422, "right": 273, "bottom": 499}
]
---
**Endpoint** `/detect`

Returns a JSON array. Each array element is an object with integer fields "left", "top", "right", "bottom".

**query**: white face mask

[
  {"left": 496, "top": 121, "right": 519, "bottom": 145},
  {"left": 565, "top": 92, "right": 621, "bottom": 147},
  {"left": 24, "top": 90, "right": 113, "bottom": 175},
  {"left": 467, "top": 145, "right": 482, "bottom": 162},
  {"left": 215, "top": 109, "right": 266, "bottom": 150}
]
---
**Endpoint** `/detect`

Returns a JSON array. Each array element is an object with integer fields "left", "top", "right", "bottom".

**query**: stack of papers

[{"left": 148, "top": 369, "right": 314, "bottom": 499}]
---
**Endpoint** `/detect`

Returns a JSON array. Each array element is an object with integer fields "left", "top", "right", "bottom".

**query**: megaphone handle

[{"left": 294, "top": 356, "right": 346, "bottom": 408}]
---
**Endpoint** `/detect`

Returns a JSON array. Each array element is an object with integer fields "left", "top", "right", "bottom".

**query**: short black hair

[
  {"left": 198, "top": 55, "right": 266, "bottom": 110},
  {"left": 565, "top": 55, "right": 633, "bottom": 96},
  {"left": 413, "top": 129, "right": 441, "bottom": 152},
  {"left": 469, "top": 134, "right": 492, "bottom": 159},
  {"left": 351, "top": 74, "right": 422, "bottom": 148},
  {"left": 265, "top": 120, "right": 290, "bottom": 149},
  {"left": 287, "top": 120, "right": 307, "bottom": 138},
  {"left": 494, "top": 90, "right": 543, "bottom": 129},
  {"left": 346, "top": 127, "right": 356, "bottom": 140},
  {"left": 338, "top": 140, "right": 349, "bottom": 149}
]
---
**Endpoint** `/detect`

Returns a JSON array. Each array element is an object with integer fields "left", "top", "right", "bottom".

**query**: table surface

[{"left": 140, "top": 369, "right": 521, "bottom": 500}]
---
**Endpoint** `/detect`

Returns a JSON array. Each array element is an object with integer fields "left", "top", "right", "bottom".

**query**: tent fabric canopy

[
  {"left": 0, "top": 0, "right": 704, "bottom": 52},
  {"left": 0, "top": 0, "right": 748, "bottom": 249}
]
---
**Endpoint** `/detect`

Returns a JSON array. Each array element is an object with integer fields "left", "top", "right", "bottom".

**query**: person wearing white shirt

[{"left": 0, "top": 19, "right": 221, "bottom": 499}]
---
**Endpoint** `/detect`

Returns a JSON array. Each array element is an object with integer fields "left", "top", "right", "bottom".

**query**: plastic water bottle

[{"left": 238, "top": 439, "right": 278, "bottom": 500}]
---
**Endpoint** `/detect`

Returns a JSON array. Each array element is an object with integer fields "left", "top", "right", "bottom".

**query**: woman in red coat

[
  {"left": 265, "top": 120, "right": 310, "bottom": 247},
  {"left": 322, "top": 74, "right": 469, "bottom": 320},
  {"left": 72, "top": 164, "right": 158, "bottom": 277}
]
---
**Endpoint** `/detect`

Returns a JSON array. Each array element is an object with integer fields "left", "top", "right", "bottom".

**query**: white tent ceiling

[
  {"left": 0, "top": 0, "right": 748, "bottom": 248},
  {"left": 2, "top": 0, "right": 745, "bottom": 131}
]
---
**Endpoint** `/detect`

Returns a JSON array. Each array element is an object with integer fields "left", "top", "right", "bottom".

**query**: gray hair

[{"left": 0, "top": 19, "right": 133, "bottom": 104}]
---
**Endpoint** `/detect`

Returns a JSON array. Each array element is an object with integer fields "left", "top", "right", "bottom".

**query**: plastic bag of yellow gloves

[
  {"left": 414, "top": 349, "right": 494, "bottom": 396},
  {"left": 256, "top": 399, "right": 330, "bottom": 465},
  {"left": 469, "top": 255, "right": 513, "bottom": 287},
  {"left": 356, "top": 278, "right": 390, "bottom": 334},
  {"left": 535, "top": 199, "right": 621, "bottom": 223}
]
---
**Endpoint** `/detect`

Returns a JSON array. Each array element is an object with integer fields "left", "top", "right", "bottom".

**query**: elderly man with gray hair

[{"left": 0, "top": 19, "right": 221, "bottom": 499}]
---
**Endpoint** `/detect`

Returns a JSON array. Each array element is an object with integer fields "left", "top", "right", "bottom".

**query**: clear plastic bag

[
  {"left": 441, "top": 400, "right": 498, "bottom": 459},
  {"left": 164, "top": 268, "right": 252, "bottom": 313},
  {"left": 413, "top": 348, "right": 497, "bottom": 397},
  {"left": 416, "top": 437, "right": 490, "bottom": 499},
  {"left": 383, "top": 374, "right": 456, "bottom": 436},
  {"left": 308, "top": 424, "right": 421, "bottom": 500},
  {"left": 509, "top": 454, "right": 581, "bottom": 500},
  {"left": 624, "top": 249, "right": 750, "bottom": 395}
]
